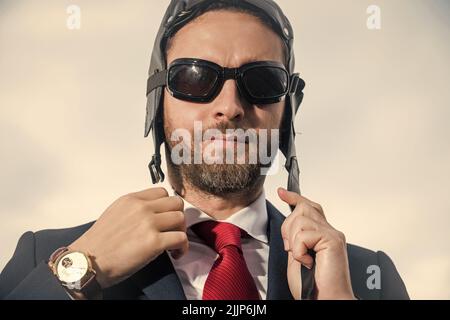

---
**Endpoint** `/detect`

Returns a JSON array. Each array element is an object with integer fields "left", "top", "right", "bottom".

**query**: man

[{"left": 0, "top": 0, "right": 409, "bottom": 300}]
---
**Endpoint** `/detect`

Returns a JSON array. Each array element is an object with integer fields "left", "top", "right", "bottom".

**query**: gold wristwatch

[{"left": 48, "top": 247, "right": 101, "bottom": 299}]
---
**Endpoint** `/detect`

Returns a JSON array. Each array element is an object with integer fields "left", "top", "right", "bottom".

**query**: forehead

[{"left": 166, "top": 10, "right": 285, "bottom": 68}]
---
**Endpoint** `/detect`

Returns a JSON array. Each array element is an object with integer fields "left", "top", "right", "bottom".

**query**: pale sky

[{"left": 0, "top": 0, "right": 449, "bottom": 299}]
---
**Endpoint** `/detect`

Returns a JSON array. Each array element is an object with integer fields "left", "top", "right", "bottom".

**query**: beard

[
  {"left": 178, "top": 161, "right": 262, "bottom": 195},
  {"left": 164, "top": 122, "right": 273, "bottom": 196}
]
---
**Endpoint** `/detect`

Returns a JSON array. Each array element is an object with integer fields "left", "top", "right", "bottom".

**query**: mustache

[
  {"left": 202, "top": 122, "right": 252, "bottom": 134},
  {"left": 164, "top": 121, "right": 265, "bottom": 149}
]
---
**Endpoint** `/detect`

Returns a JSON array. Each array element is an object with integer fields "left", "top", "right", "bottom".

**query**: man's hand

[
  {"left": 278, "top": 188, "right": 356, "bottom": 300},
  {"left": 68, "top": 187, "right": 188, "bottom": 289}
]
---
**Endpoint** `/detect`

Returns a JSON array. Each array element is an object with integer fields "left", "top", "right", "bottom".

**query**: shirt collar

[{"left": 172, "top": 189, "right": 269, "bottom": 244}]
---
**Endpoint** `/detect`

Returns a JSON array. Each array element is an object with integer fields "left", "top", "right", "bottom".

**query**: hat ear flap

[
  {"left": 279, "top": 74, "right": 305, "bottom": 157},
  {"left": 289, "top": 73, "right": 305, "bottom": 114},
  {"left": 147, "top": 86, "right": 166, "bottom": 184}
]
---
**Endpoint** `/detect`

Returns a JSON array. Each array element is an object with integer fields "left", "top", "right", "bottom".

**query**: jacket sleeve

[
  {"left": 0, "top": 231, "right": 71, "bottom": 300},
  {"left": 377, "top": 250, "right": 410, "bottom": 300}
]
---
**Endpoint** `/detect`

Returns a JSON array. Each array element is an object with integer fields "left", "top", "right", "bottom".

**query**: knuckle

[
  {"left": 315, "top": 203, "right": 324, "bottom": 213},
  {"left": 133, "top": 199, "right": 148, "bottom": 212},
  {"left": 296, "top": 201, "right": 308, "bottom": 213},
  {"left": 119, "top": 195, "right": 146, "bottom": 213},
  {"left": 175, "top": 211, "right": 185, "bottom": 224},
  {"left": 119, "top": 193, "right": 134, "bottom": 203},
  {"left": 172, "top": 196, "right": 184, "bottom": 210},
  {"left": 330, "top": 230, "right": 346, "bottom": 248},
  {"left": 176, "top": 232, "right": 188, "bottom": 244},
  {"left": 337, "top": 230, "right": 346, "bottom": 242},
  {"left": 292, "top": 247, "right": 304, "bottom": 261},
  {"left": 154, "top": 187, "right": 169, "bottom": 198}
]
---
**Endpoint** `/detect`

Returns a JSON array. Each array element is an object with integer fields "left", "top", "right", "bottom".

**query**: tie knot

[{"left": 191, "top": 221, "right": 245, "bottom": 253}]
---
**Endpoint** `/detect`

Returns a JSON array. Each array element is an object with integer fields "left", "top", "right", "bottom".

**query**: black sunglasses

[{"left": 146, "top": 58, "right": 304, "bottom": 105}]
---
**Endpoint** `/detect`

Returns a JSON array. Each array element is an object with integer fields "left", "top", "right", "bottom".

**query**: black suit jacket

[{"left": 0, "top": 201, "right": 409, "bottom": 300}]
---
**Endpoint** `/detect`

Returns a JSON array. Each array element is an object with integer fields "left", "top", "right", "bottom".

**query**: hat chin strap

[
  {"left": 286, "top": 156, "right": 300, "bottom": 195},
  {"left": 285, "top": 152, "right": 316, "bottom": 300},
  {"left": 148, "top": 104, "right": 165, "bottom": 185},
  {"left": 284, "top": 76, "right": 316, "bottom": 300},
  {"left": 148, "top": 153, "right": 164, "bottom": 184}
]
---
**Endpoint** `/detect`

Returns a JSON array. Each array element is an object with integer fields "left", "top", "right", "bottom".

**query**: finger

[
  {"left": 290, "top": 230, "right": 319, "bottom": 269},
  {"left": 150, "top": 196, "right": 184, "bottom": 213},
  {"left": 287, "top": 252, "right": 302, "bottom": 300},
  {"left": 277, "top": 187, "right": 301, "bottom": 207},
  {"left": 281, "top": 204, "right": 322, "bottom": 250},
  {"left": 294, "top": 202, "right": 326, "bottom": 224},
  {"left": 154, "top": 211, "right": 186, "bottom": 232},
  {"left": 278, "top": 187, "right": 326, "bottom": 220},
  {"left": 159, "top": 231, "right": 189, "bottom": 259},
  {"left": 306, "top": 200, "right": 324, "bottom": 217},
  {"left": 131, "top": 187, "right": 169, "bottom": 201},
  {"left": 287, "top": 215, "right": 320, "bottom": 245},
  {"left": 281, "top": 211, "right": 297, "bottom": 250}
]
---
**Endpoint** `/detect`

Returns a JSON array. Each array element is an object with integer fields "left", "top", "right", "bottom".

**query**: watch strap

[{"left": 80, "top": 272, "right": 102, "bottom": 299}]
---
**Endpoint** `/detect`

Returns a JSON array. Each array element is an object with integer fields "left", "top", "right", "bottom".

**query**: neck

[{"left": 167, "top": 164, "right": 265, "bottom": 220}]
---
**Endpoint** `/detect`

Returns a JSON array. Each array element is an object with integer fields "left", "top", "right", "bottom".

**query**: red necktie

[{"left": 191, "top": 221, "right": 260, "bottom": 300}]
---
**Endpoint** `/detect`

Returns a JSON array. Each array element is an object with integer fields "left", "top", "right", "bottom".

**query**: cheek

[
  {"left": 254, "top": 101, "right": 285, "bottom": 129},
  {"left": 163, "top": 90, "right": 204, "bottom": 132}
]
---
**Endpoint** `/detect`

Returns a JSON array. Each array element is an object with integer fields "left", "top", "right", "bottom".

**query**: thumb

[
  {"left": 277, "top": 187, "right": 300, "bottom": 207},
  {"left": 287, "top": 252, "right": 302, "bottom": 300}
]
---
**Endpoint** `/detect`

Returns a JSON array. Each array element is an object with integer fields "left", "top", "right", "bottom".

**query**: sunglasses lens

[
  {"left": 168, "top": 64, "right": 218, "bottom": 98},
  {"left": 242, "top": 67, "right": 288, "bottom": 99}
]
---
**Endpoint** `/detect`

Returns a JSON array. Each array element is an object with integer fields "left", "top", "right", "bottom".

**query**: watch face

[{"left": 56, "top": 252, "right": 89, "bottom": 285}]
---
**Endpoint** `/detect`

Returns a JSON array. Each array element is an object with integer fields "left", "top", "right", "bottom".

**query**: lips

[{"left": 209, "top": 134, "right": 249, "bottom": 144}]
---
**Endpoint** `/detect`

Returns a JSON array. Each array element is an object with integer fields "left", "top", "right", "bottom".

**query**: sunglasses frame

[{"left": 166, "top": 58, "right": 291, "bottom": 105}]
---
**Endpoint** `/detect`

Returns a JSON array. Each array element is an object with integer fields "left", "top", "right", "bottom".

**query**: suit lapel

[
  {"left": 266, "top": 201, "right": 294, "bottom": 300},
  {"left": 131, "top": 252, "right": 186, "bottom": 300}
]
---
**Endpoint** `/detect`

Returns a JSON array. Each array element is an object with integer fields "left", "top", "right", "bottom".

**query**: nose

[{"left": 210, "top": 79, "right": 246, "bottom": 122}]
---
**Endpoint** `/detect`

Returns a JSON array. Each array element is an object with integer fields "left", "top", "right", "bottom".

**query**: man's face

[{"left": 164, "top": 10, "right": 286, "bottom": 195}]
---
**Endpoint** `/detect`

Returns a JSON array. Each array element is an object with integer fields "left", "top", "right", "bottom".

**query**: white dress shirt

[{"left": 168, "top": 189, "right": 269, "bottom": 300}]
